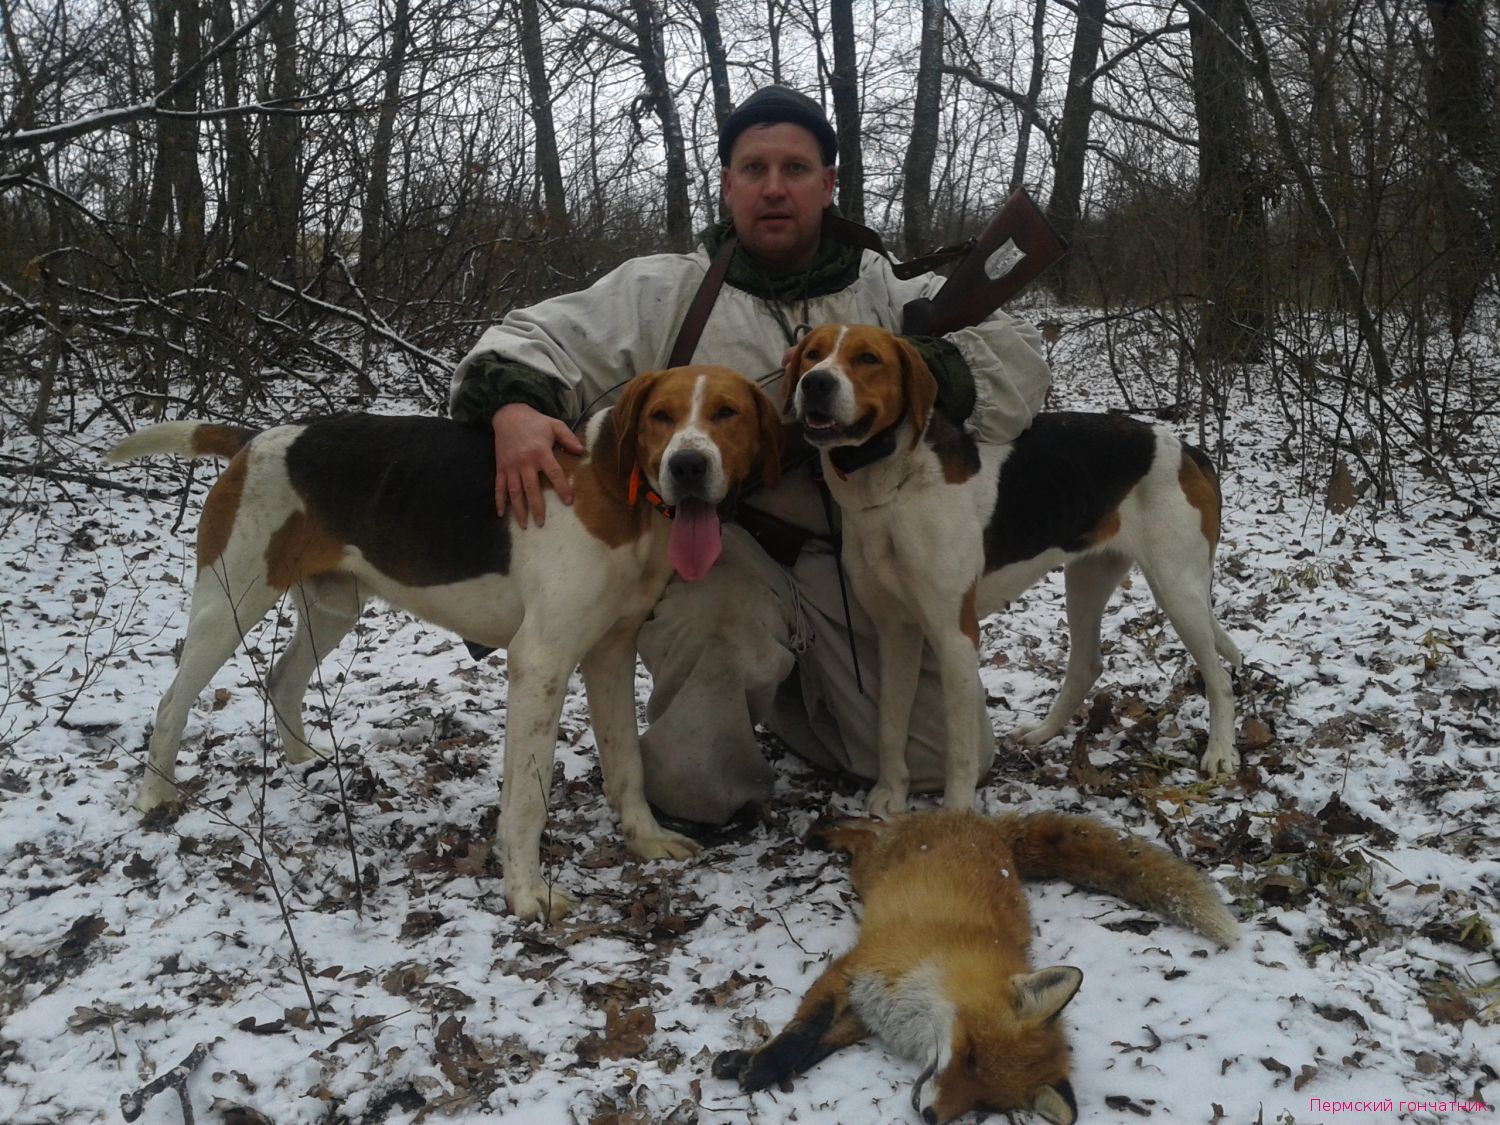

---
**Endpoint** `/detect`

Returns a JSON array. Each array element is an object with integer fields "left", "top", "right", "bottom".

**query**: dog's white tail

[{"left": 107, "top": 421, "right": 255, "bottom": 464}]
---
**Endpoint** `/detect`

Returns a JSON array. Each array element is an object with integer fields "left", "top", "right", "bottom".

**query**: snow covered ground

[{"left": 2, "top": 318, "right": 1497, "bottom": 1124}]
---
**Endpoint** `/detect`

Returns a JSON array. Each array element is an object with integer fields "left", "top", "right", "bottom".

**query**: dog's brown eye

[
  {"left": 964, "top": 1044, "right": 979, "bottom": 1072},
  {"left": 856, "top": 352, "right": 880, "bottom": 365},
  {"left": 804, "top": 349, "right": 821, "bottom": 361},
  {"left": 712, "top": 405, "right": 738, "bottom": 422},
  {"left": 650, "top": 409, "right": 673, "bottom": 424}
]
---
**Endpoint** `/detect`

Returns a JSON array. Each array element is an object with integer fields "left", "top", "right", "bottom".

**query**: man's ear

[
  {"left": 820, "top": 165, "right": 836, "bottom": 207},
  {"left": 612, "top": 369, "right": 666, "bottom": 488},
  {"left": 894, "top": 335, "right": 938, "bottom": 447}
]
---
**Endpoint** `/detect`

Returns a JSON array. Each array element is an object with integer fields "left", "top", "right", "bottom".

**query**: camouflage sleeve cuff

[
  {"left": 905, "top": 335, "right": 975, "bottom": 424},
  {"left": 449, "top": 355, "right": 571, "bottom": 425}
]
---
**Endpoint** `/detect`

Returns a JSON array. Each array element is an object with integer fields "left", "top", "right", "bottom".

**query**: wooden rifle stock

[{"left": 900, "top": 187, "right": 1067, "bottom": 336}]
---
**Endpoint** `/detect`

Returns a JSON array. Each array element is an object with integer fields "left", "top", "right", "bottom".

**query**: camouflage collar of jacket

[{"left": 700, "top": 215, "right": 864, "bottom": 301}]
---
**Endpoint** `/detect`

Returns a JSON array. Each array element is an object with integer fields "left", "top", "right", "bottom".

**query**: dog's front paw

[
  {"left": 627, "top": 827, "right": 702, "bottom": 862},
  {"left": 942, "top": 781, "right": 977, "bottom": 811},
  {"left": 282, "top": 740, "right": 334, "bottom": 766},
  {"left": 866, "top": 782, "right": 908, "bottom": 819},
  {"left": 507, "top": 880, "right": 576, "bottom": 925},
  {"left": 1199, "top": 742, "right": 1240, "bottom": 778},
  {"left": 1014, "top": 718, "right": 1064, "bottom": 746},
  {"left": 133, "top": 775, "right": 178, "bottom": 814}
]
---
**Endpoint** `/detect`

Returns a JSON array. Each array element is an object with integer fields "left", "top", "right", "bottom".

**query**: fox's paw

[
  {"left": 712, "top": 1048, "right": 750, "bottom": 1082},
  {"left": 711, "top": 1044, "right": 789, "bottom": 1093},
  {"left": 735, "top": 1040, "right": 803, "bottom": 1092}
]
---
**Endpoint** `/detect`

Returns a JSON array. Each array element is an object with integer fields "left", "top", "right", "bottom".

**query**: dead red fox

[{"left": 714, "top": 808, "right": 1238, "bottom": 1124}]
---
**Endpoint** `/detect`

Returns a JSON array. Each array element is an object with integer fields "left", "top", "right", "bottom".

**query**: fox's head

[{"left": 913, "top": 965, "right": 1082, "bottom": 1125}]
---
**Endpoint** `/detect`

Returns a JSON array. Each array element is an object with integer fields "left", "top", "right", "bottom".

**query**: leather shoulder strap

[{"left": 668, "top": 235, "right": 738, "bottom": 368}]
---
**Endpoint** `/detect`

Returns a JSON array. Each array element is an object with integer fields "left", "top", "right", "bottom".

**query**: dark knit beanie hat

[{"left": 718, "top": 86, "right": 838, "bottom": 167}]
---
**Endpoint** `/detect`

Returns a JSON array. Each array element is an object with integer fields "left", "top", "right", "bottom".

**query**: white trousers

[{"left": 636, "top": 524, "right": 997, "bottom": 824}]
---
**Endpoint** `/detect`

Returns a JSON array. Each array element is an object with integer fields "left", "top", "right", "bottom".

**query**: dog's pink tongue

[{"left": 668, "top": 498, "right": 722, "bottom": 581}]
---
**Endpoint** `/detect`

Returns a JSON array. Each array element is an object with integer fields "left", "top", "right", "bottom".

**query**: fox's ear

[
  {"left": 1033, "top": 1080, "right": 1078, "bottom": 1125},
  {"left": 1011, "top": 966, "right": 1082, "bottom": 1022}
]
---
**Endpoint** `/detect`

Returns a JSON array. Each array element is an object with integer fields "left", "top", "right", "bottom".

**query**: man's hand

[{"left": 491, "top": 403, "right": 584, "bottom": 528}]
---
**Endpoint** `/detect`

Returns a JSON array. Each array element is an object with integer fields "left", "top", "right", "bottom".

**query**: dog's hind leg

[
  {"left": 267, "top": 575, "right": 363, "bottom": 764},
  {"left": 1139, "top": 564, "right": 1239, "bottom": 777},
  {"left": 1017, "top": 551, "right": 1131, "bottom": 748},
  {"left": 136, "top": 561, "right": 280, "bottom": 813},
  {"left": 1212, "top": 612, "right": 1242, "bottom": 669}
]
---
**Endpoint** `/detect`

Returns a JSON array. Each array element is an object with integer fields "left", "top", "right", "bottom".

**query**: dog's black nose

[
  {"left": 800, "top": 369, "right": 835, "bottom": 407},
  {"left": 668, "top": 450, "right": 708, "bottom": 491},
  {"left": 921, "top": 1109, "right": 938, "bottom": 1125}
]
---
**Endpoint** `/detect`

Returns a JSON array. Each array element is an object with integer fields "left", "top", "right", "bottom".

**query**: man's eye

[{"left": 712, "top": 405, "right": 738, "bottom": 422}]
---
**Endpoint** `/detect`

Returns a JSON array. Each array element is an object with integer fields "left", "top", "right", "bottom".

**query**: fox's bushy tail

[
  {"left": 107, "top": 421, "right": 255, "bottom": 464},
  {"left": 1006, "top": 811, "right": 1238, "bottom": 948}
]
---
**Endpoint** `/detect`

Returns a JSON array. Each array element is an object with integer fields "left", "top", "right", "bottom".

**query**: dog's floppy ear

[
  {"left": 894, "top": 335, "right": 938, "bottom": 449},
  {"left": 612, "top": 368, "right": 668, "bottom": 488},
  {"left": 750, "top": 379, "right": 785, "bottom": 490},
  {"left": 781, "top": 335, "right": 815, "bottom": 414}
]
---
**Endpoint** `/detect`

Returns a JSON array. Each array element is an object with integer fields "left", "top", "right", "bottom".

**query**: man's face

[{"left": 721, "top": 122, "right": 837, "bottom": 271}]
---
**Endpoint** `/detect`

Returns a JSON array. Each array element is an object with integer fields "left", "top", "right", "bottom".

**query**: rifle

[{"left": 897, "top": 186, "right": 1067, "bottom": 336}]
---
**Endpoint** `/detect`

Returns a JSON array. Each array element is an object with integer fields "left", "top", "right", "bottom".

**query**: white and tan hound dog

[
  {"left": 109, "top": 365, "right": 782, "bottom": 923},
  {"left": 784, "top": 324, "right": 1241, "bottom": 817}
]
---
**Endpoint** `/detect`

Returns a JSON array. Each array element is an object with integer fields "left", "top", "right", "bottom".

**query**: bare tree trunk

[
  {"left": 902, "top": 0, "right": 944, "bottom": 257},
  {"left": 694, "top": 0, "right": 733, "bottom": 128},
  {"left": 631, "top": 0, "right": 692, "bottom": 250},
  {"left": 1046, "top": 0, "right": 1105, "bottom": 299},
  {"left": 212, "top": 0, "right": 253, "bottom": 255},
  {"left": 1010, "top": 0, "right": 1047, "bottom": 192},
  {"left": 259, "top": 0, "right": 302, "bottom": 277},
  {"left": 766, "top": 0, "right": 786, "bottom": 84},
  {"left": 1423, "top": 0, "right": 1499, "bottom": 334},
  {"left": 173, "top": 0, "right": 206, "bottom": 270},
  {"left": 143, "top": 0, "right": 206, "bottom": 275},
  {"left": 1203, "top": 0, "right": 1401, "bottom": 499},
  {"left": 518, "top": 0, "right": 570, "bottom": 233},
  {"left": 1189, "top": 0, "right": 1267, "bottom": 362},
  {"left": 829, "top": 0, "right": 864, "bottom": 222},
  {"left": 360, "top": 0, "right": 413, "bottom": 286}
]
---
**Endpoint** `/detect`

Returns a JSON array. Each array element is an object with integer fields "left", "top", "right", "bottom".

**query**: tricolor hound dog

[
  {"left": 784, "top": 324, "right": 1241, "bottom": 817},
  {"left": 108, "top": 365, "right": 782, "bottom": 923}
]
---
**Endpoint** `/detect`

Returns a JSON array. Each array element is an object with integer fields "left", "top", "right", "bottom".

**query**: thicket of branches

[{"left": 2, "top": 0, "right": 1497, "bottom": 509}]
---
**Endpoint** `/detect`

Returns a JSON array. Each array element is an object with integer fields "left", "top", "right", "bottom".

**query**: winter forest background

[
  {"left": 2, "top": 0, "right": 1497, "bottom": 491},
  {"left": 2, "top": 1, "right": 1499, "bottom": 1123}
]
